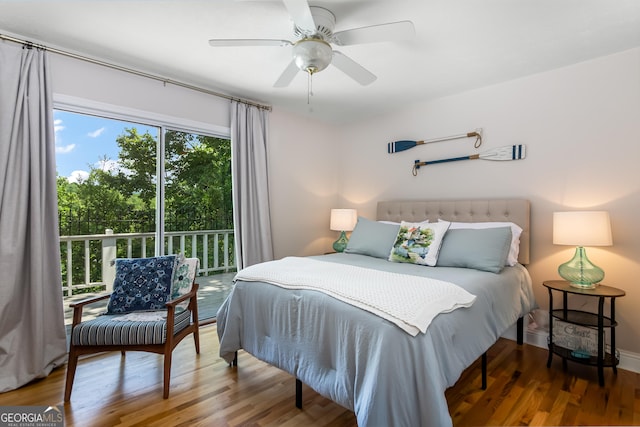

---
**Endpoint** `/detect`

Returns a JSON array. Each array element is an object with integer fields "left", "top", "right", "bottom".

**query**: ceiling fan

[{"left": 208, "top": 0, "right": 415, "bottom": 89}]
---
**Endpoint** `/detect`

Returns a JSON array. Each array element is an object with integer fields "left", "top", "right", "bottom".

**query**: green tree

[
  {"left": 164, "top": 131, "right": 233, "bottom": 231},
  {"left": 115, "top": 128, "right": 157, "bottom": 201}
]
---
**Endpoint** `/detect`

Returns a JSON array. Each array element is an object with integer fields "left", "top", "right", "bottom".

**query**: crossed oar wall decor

[{"left": 386, "top": 128, "right": 525, "bottom": 175}]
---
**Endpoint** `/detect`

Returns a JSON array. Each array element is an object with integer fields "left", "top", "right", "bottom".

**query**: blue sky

[{"left": 54, "top": 110, "right": 158, "bottom": 182}]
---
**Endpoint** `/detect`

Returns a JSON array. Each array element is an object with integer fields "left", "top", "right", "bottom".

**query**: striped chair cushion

[{"left": 71, "top": 309, "right": 192, "bottom": 346}]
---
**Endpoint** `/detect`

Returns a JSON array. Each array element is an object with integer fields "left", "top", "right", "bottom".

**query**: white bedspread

[{"left": 235, "top": 256, "right": 476, "bottom": 336}]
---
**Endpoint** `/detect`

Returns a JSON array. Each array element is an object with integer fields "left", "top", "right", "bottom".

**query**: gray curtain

[
  {"left": 0, "top": 42, "right": 67, "bottom": 392},
  {"left": 230, "top": 101, "right": 274, "bottom": 270}
]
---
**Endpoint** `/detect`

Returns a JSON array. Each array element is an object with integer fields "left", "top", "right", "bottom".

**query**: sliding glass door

[
  {"left": 163, "top": 130, "right": 235, "bottom": 320},
  {"left": 55, "top": 109, "right": 234, "bottom": 325}
]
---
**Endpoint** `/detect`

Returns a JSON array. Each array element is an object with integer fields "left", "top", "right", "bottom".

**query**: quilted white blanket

[{"left": 234, "top": 256, "right": 476, "bottom": 336}]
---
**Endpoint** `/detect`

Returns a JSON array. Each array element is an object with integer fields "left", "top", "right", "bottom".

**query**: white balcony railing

[{"left": 59, "top": 229, "right": 235, "bottom": 297}]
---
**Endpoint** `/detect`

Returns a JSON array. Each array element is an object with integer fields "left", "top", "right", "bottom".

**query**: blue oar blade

[
  {"left": 512, "top": 144, "right": 526, "bottom": 159},
  {"left": 388, "top": 140, "right": 417, "bottom": 153}
]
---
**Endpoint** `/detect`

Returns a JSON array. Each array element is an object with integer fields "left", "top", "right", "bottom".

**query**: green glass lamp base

[
  {"left": 558, "top": 246, "right": 604, "bottom": 289},
  {"left": 332, "top": 230, "right": 349, "bottom": 253}
]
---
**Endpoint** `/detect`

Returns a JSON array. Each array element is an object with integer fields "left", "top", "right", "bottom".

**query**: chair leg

[
  {"left": 163, "top": 351, "right": 172, "bottom": 399},
  {"left": 481, "top": 352, "right": 487, "bottom": 390},
  {"left": 64, "top": 348, "right": 80, "bottom": 402},
  {"left": 295, "top": 378, "right": 303, "bottom": 409},
  {"left": 193, "top": 327, "right": 200, "bottom": 354}
]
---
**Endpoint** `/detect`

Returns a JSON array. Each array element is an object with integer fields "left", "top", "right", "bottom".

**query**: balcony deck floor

[{"left": 63, "top": 271, "right": 236, "bottom": 326}]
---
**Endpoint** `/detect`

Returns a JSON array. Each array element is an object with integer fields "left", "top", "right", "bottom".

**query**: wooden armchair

[{"left": 64, "top": 256, "right": 200, "bottom": 401}]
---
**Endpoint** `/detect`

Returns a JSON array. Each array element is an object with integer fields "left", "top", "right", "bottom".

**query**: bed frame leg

[
  {"left": 230, "top": 351, "right": 237, "bottom": 367},
  {"left": 517, "top": 316, "right": 524, "bottom": 345},
  {"left": 480, "top": 316, "right": 523, "bottom": 391},
  {"left": 295, "top": 378, "right": 302, "bottom": 409},
  {"left": 481, "top": 352, "right": 487, "bottom": 390}
]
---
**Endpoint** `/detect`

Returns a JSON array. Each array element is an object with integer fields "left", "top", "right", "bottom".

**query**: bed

[{"left": 217, "top": 199, "right": 536, "bottom": 426}]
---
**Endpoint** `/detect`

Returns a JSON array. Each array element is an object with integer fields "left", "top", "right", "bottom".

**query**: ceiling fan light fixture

[{"left": 293, "top": 38, "right": 333, "bottom": 74}]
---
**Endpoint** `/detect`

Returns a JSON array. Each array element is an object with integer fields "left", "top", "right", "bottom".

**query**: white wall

[
  {"left": 268, "top": 108, "right": 339, "bottom": 258},
  {"left": 336, "top": 47, "right": 640, "bottom": 355}
]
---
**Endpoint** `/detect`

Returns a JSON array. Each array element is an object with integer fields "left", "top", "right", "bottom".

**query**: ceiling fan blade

[
  {"left": 333, "top": 21, "right": 415, "bottom": 46},
  {"left": 209, "top": 39, "right": 292, "bottom": 47},
  {"left": 282, "top": 0, "right": 316, "bottom": 35},
  {"left": 331, "top": 51, "right": 376, "bottom": 86},
  {"left": 274, "top": 59, "right": 300, "bottom": 87}
]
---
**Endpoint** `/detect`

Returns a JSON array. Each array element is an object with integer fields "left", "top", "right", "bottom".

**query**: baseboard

[
  {"left": 501, "top": 323, "right": 640, "bottom": 374},
  {"left": 617, "top": 348, "right": 640, "bottom": 373}
]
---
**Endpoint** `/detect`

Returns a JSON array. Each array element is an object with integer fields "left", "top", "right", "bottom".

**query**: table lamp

[
  {"left": 553, "top": 211, "right": 612, "bottom": 289},
  {"left": 330, "top": 209, "right": 357, "bottom": 252}
]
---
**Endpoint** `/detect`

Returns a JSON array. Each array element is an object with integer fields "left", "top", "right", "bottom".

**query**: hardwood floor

[
  {"left": 446, "top": 338, "right": 640, "bottom": 426},
  {"left": 1, "top": 325, "right": 639, "bottom": 426}
]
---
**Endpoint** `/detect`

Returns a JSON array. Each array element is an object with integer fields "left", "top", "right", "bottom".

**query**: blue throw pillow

[
  {"left": 345, "top": 217, "right": 401, "bottom": 259},
  {"left": 436, "top": 227, "right": 512, "bottom": 273},
  {"left": 107, "top": 255, "right": 176, "bottom": 314}
]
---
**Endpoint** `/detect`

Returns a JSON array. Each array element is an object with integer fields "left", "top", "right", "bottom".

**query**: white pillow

[
  {"left": 378, "top": 219, "right": 428, "bottom": 225},
  {"left": 439, "top": 220, "right": 522, "bottom": 266},
  {"left": 389, "top": 220, "right": 450, "bottom": 266}
]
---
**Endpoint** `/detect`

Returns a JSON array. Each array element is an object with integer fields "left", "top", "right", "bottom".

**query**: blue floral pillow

[{"left": 107, "top": 255, "right": 176, "bottom": 314}]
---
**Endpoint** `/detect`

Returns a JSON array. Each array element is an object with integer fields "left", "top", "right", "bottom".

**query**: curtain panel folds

[
  {"left": 0, "top": 42, "right": 67, "bottom": 392},
  {"left": 230, "top": 101, "right": 274, "bottom": 270}
]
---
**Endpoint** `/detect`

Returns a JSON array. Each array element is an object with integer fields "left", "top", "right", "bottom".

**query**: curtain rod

[{"left": 0, "top": 33, "right": 272, "bottom": 111}]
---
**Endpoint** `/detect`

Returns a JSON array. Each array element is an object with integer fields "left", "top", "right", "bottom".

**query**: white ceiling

[{"left": 1, "top": 0, "right": 639, "bottom": 124}]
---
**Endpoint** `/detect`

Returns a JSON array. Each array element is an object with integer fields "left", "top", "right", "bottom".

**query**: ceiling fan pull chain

[{"left": 307, "top": 70, "right": 315, "bottom": 104}]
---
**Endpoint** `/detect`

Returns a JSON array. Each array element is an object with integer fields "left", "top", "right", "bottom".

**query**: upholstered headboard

[{"left": 376, "top": 199, "right": 530, "bottom": 264}]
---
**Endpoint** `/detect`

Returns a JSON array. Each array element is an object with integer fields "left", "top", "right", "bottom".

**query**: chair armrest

[
  {"left": 69, "top": 293, "right": 111, "bottom": 308},
  {"left": 165, "top": 282, "right": 199, "bottom": 334},
  {"left": 69, "top": 294, "right": 111, "bottom": 327}
]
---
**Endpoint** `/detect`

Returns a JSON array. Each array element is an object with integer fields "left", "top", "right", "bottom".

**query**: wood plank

[{"left": 0, "top": 326, "right": 638, "bottom": 426}]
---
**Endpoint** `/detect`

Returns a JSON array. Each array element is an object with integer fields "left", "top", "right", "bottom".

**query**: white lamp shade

[
  {"left": 330, "top": 209, "right": 357, "bottom": 232},
  {"left": 553, "top": 211, "right": 612, "bottom": 246}
]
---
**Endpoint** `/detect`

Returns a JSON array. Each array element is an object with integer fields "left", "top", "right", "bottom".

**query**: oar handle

[
  {"left": 413, "top": 154, "right": 479, "bottom": 175},
  {"left": 415, "top": 154, "right": 477, "bottom": 167}
]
